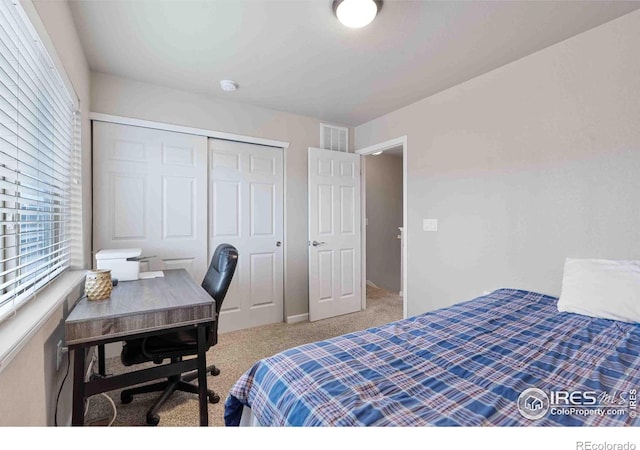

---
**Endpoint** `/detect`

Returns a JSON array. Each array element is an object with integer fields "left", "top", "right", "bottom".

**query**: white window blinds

[{"left": 0, "top": 0, "right": 77, "bottom": 322}]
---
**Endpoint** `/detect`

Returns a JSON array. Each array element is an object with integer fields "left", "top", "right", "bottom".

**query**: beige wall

[
  {"left": 355, "top": 11, "right": 640, "bottom": 317},
  {"left": 0, "top": 282, "right": 84, "bottom": 426},
  {"left": 0, "top": 0, "right": 91, "bottom": 425},
  {"left": 90, "top": 72, "right": 349, "bottom": 319},
  {"left": 365, "top": 153, "right": 403, "bottom": 293}
]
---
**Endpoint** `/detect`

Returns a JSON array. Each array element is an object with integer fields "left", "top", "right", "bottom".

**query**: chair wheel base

[
  {"left": 209, "top": 393, "right": 220, "bottom": 404},
  {"left": 121, "top": 392, "right": 133, "bottom": 404},
  {"left": 210, "top": 367, "right": 220, "bottom": 376},
  {"left": 146, "top": 412, "right": 160, "bottom": 426}
]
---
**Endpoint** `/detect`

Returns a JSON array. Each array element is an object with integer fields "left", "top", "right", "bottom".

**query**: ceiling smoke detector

[{"left": 220, "top": 80, "right": 238, "bottom": 92}]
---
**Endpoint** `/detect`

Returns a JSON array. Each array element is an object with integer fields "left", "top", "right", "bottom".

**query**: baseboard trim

[
  {"left": 286, "top": 313, "right": 309, "bottom": 324},
  {"left": 366, "top": 280, "right": 380, "bottom": 289}
]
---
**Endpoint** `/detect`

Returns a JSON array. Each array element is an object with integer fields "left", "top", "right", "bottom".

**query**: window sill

[{"left": 0, "top": 270, "right": 86, "bottom": 374}]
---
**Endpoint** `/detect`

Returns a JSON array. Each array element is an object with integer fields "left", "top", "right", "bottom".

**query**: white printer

[{"left": 95, "top": 248, "right": 144, "bottom": 281}]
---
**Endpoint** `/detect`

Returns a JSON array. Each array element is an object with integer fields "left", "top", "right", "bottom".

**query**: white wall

[
  {"left": 365, "top": 153, "right": 403, "bottom": 293},
  {"left": 90, "top": 72, "right": 351, "bottom": 319},
  {"left": 355, "top": 10, "right": 640, "bottom": 317},
  {"left": 0, "top": 0, "right": 90, "bottom": 425}
]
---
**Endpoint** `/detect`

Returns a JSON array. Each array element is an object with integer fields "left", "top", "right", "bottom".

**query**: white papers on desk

[{"left": 138, "top": 271, "right": 164, "bottom": 279}]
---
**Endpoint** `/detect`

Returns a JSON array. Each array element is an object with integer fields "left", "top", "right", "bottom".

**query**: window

[{"left": 0, "top": 0, "right": 78, "bottom": 323}]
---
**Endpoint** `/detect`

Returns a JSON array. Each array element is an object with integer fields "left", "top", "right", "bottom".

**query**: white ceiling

[{"left": 68, "top": 0, "right": 640, "bottom": 127}]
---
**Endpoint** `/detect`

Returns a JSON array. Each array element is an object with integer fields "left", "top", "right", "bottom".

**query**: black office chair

[{"left": 119, "top": 244, "right": 238, "bottom": 426}]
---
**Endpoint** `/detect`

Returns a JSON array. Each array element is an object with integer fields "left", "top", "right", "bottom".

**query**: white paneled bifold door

[
  {"left": 209, "top": 139, "right": 284, "bottom": 333},
  {"left": 93, "top": 122, "right": 208, "bottom": 282},
  {"left": 93, "top": 123, "right": 284, "bottom": 333},
  {"left": 308, "top": 147, "right": 361, "bottom": 321}
]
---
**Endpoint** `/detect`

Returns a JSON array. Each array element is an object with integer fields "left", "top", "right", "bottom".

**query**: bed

[{"left": 224, "top": 288, "right": 640, "bottom": 426}]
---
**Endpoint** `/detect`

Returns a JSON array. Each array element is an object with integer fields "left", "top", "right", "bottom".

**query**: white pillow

[{"left": 557, "top": 258, "right": 640, "bottom": 324}]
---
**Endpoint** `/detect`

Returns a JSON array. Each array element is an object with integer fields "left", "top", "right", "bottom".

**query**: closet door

[
  {"left": 93, "top": 121, "right": 208, "bottom": 282},
  {"left": 209, "top": 139, "right": 284, "bottom": 332}
]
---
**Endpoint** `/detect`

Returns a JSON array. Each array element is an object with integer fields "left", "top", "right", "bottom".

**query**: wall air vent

[{"left": 320, "top": 123, "right": 349, "bottom": 152}]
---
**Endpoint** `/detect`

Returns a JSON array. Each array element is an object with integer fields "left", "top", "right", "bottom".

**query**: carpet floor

[{"left": 83, "top": 285, "right": 403, "bottom": 427}]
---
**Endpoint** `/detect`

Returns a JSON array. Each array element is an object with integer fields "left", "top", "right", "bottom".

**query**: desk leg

[
  {"left": 196, "top": 324, "right": 209, "bottom": 426},
  {"left": 98, "top": 344, "right": 106, "bottom": 376},
  {"left": 71, "top": 347, "right": 86, "bottom": 426}
]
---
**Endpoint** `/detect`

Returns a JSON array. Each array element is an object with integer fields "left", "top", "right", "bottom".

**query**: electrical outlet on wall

[{"left": 56, "top": 340, "right": 67, "bottom": 371}]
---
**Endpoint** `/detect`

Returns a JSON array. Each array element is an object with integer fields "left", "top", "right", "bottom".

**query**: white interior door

[
  {"left": 93, "top": 121, "right": 208, "bottom": 282},
  {"left": 308, "top": 147, "right": 361, "bottom": 321},
  {"left": 209, "top": 139, "right": 284, "bottom": 332}
]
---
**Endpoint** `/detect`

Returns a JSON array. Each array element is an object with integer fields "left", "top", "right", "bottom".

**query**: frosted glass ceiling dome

[{"left": 333, "top": 0, "right": 382, "bottom": 29}]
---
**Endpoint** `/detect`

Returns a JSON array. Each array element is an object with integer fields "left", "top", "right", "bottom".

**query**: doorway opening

[{"left": 356, "top": 136, "right": 407, "bottom": 318}]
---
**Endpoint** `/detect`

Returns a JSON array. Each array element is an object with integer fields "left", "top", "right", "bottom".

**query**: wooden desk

[{"left": 65, "top": 269, "right": 215, "bottom": 426}]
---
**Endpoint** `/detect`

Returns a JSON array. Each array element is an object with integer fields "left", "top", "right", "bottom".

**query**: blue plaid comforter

[{"left": 224, "top": 289, "right": 640, "bottom": 426}]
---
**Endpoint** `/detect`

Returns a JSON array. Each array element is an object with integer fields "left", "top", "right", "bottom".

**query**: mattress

[{"left": 224, "top": 289, "right": 640, "bottom": 426}]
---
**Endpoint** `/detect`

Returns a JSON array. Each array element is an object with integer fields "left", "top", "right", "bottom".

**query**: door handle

[
  {"left": 276, "top": 241, "right": 282, "bottom": 247},
  {"left": 311, "top": 240, "right": 326, "bottom": 247}
]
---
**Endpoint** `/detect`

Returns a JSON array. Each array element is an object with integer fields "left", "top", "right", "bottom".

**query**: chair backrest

[{"left": 201, "top": 243, "right": 238, "bottom": 315}]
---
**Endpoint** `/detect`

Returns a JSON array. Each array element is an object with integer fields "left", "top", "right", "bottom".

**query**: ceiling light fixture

[
  {"left": 220, "top": 80, "right": 238, "bottom": 92},
  {"left": 333, "top": 0, "right": 382, "bottom": 29}
]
